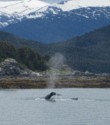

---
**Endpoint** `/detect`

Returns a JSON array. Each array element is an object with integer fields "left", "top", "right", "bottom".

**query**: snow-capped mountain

[
  {"left": 0, "top": 0, "right": 49, "bottom": 15},
  {"left": 55, "top": 0, "right": 110, "bottom": 11},
  {"left": 0, "top": 0, "right": 110, "bottom": 43},
  {"left": 0, "top": 0, "right": 50, "bottom": 27}
]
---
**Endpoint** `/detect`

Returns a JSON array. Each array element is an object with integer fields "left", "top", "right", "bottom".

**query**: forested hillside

[
  {"left": 1, "top": 24, "right": 110, "bottom": 73},
  {"left": 0, "top": 31, "right": 45, "bottom": 53},
  {"left": 0, "top": 42, "right": 48, "bottom": 71},
  {"left": 46, "top": 25, "right": 110, "bottom": 73}
]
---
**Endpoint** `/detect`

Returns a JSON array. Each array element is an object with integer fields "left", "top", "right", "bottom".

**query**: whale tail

[{"left": 45, "top": 92, "right": 56, "bottom": 100}]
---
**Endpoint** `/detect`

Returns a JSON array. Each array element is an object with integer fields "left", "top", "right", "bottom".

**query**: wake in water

[
  {"left": 22, "top": 97, "right": 110, "bottom": 103},
  {"left": 35, "top": 97, "right": 78, "bottom": 102},
  {"left": 18, "top": 92, "right": 110, "bottom": 102}
]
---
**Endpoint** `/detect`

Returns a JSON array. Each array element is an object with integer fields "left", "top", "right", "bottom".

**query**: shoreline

[{"left": 0, "top": 76, "right": 110, "bottom": 89}]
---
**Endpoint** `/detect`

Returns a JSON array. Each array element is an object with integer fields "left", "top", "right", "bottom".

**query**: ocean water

[{"left": 0, "top": 88, "right": 110, "bottom": 125}]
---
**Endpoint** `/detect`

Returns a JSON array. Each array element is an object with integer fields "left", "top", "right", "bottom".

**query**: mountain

[
  {"left": 0, "top": 31, "right": 46, "bottom": 52},
  {"left": 0, "top": 0, "right": 110, "bottom": 43},
  {"left": 0, "top": 0, "right": 49, "bottom": 27},
  {"left": 0, "top": 31, "right": 48, "bottom": 71},
  {"left": 1, "top": 25, "right": 110, "bottom": 73},
  {"left": 45, "top": 24, "right": 110, "bottom": 73}
]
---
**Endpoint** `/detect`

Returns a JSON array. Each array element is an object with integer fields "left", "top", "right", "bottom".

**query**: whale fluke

[{"left": 45, "top": 92, "right": 56, "bottom": 100}]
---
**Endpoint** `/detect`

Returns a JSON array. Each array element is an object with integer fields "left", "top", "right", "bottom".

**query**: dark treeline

[
  {"left": 0, "top": 42, "right": 49, "bottom": 71},
  {"left": 45, "top": 24, "right": 110, "bottom": 73}
]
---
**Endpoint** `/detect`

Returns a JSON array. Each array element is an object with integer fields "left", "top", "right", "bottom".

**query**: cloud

[
  {"left": 0, "top": 0, "right": 21, "bottom": 2},
  {"left": 42, "top": 0, "right": 67, "bottom": 3},
  {"left": 0, "top": 0, "right": 22, "bottom": 1},
  {"left": 0, "top": 0, "right": 67, "bottom": 4}
]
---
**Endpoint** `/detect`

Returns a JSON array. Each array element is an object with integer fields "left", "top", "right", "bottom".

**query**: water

[{"left": 0, "top": 88, "right": 110, "bottom": 125}]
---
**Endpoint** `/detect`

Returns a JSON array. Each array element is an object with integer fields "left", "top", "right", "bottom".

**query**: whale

[
  {"left": 45, "top": 92, "right": 57, "bottom": 100},
  {"left": 44, "top": 92, "right": 78, "bottom": 101}
]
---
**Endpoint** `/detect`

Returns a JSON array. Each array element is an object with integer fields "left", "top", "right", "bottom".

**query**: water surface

[{"left": 0, "top": 88, "right": 110, "bottom": 125}]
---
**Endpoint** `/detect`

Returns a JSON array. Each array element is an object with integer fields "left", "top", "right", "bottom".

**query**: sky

[
  {"left": 42, "top": 0, "right": 66, "bottom": 3},
  {"left": 44, "top": 0, "right": 68, "bottom": 3},
  {"left": 0, "top": 0, "right": 66, "bottom": 3}
]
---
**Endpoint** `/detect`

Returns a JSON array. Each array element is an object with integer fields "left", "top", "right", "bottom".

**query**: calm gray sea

[{"left": 0, "top": 88, "right": 110, "bottom": 125}]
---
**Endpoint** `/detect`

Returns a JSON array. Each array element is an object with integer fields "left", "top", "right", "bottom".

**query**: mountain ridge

[
  {"left": 45, "top": 24, "right": 110, "bottom": 73},
  {"left": 1, "top": 7, "right": 110, "bottom": 43},
  {"left": 1, "top": 24, "right": 110, "bottom": 73},
  {"left": 0, "top": 0, "right": 110, "bottom": 43}
]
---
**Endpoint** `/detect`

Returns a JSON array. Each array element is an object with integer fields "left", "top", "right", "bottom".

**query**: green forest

[{"left": 0, "top": 41, "right": 48, "bottom": 71}]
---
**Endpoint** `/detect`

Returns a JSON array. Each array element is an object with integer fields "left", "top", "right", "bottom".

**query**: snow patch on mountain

[
  {"left": 0, "top": 0, "right": 49, "bottom": 15},
  {"left": 1, "top": 0, "right": 110, "bottom": 16},
  {"left": 0, "top": 0, "right": 110, "bottom": 28},
  {"left": 55, "top": 0, "right": 110, "bottom": 11}
]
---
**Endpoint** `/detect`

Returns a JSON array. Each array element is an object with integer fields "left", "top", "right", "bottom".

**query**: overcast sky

[
  {"left": 0, "top": 0, "right": 22, "bottom": 1},
  {"left": 0, "top": 0, "right": 66, "bottom": 3}
]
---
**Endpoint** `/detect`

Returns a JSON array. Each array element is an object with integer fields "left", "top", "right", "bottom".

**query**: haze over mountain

[{"left": 0, "top": 0, "right": 110, "bottom": 43}]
